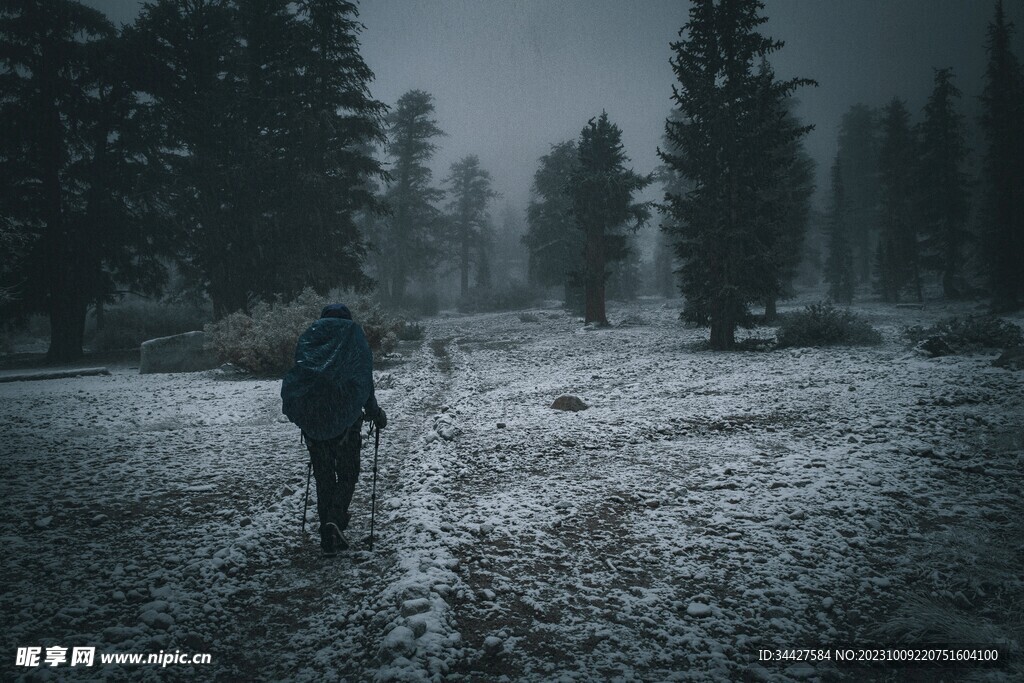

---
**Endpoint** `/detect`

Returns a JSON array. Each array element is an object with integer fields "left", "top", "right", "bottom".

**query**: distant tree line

[
  {"left": 824, "top": 0, "right": 1024, "bottom": 313},
  {"left": 3, "top": 0, "right": 1021, "bottom": 359},
  {"left": 0, "top": 1, "right": 508, "bottom": 360}
]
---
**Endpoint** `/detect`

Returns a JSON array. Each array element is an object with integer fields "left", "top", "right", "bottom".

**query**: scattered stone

[
  {"left": 401, "top": 598, "right": 431, "bottom": 617},
  {"left": 381, "top": 625, "right": 416, "bottom": 657},
  {"left": 788, "top": 510, "right": 806, "bottom": 521},
  {"left": 90, "top": 514, "right": 109, "bottom": 527},
  {"left": 550, "top": 395, "right": 588, "bottom": 412},
  {"left": 239, "top": 517, "right": 252, "bottom": 528},
  {"left": 35, "top": 516, "right": 53, "bottom": 529},
  {"left": 483, "top": 635, "right": 503, "bottom": 654},
  {"left": 686, "top": 602, "right": 712, "bottom": 618},
  {"left": 112, "top": 591, "right": 126, "bottom": 602},
  {"left": 724, "top": 532, "right": 742, "bottom": 540},
  {"left": 821, "top": 596, "right": 834, "bottom": 610},
  {"left": 645, "top": 499, "right": 661, "bottom": 509},
  {"left": 786, "top": 663, "right": 817, "bottom": 679},
  {"left": 433, "top": 414, "right": 460, "bottom": 440},
  {"left": 281, "top": 484, "right": 296, "bottom": 497},
  {"left": 745, "top": 663, "right": 772, "bottom": 682},
  {"left": 496, "top": 422, "right": 506, "bottom": 429},
  {"left": 764, "top": 605, "right": 787, "bottom": 618},
  {"left": 407, "top": 615, "right": 428, "bottom": 638},
  {"left": 140, "top": 610, "right": 174, "bottom": 630}
]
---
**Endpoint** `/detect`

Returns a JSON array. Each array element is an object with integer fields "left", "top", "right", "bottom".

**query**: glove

[{"left": 373, "top": 407, "right": 387, "bottom": 430}]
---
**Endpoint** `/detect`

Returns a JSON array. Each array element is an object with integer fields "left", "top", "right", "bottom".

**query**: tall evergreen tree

[
  {"left": 876, "top": 98, "right": 921, "bottom": 302},
  {"left": 378, "top": 90, "right": 445, "bottom": 305},
  {"left": 835, "top": 104, "right": 882, "bottom": 284},
  {"left": 570, "top": 112, "right": 651, "bottom": 325},
  {"left": 655, "top": 111, "right": 690, "bottom": 300},
  {"left": 917, "top": 67, "right": 970, "bottom": 299},
  {"left": 824, "top": 159, "right": 855, "bottom": 303},
  {"left": 660, "top": 0, "right": 812, "bottom": 348},
  {"left": 979, "top": 0, "right": 1024, "bottom": 312},
  {"left": 760, "top": 95, "right": 816, "bottom": 322},
  {"left": 523, "top": 141, "right": 583, "bottom": 308},
  {"left": 272, "top": 0, "right": 388, "bottom": 299},
  {"left": 128, "top": 0, "right": 385, "bottom": 317},
  {"left": 0, "top": 0, "right": 163, "bottom": 360},
  {"left": 443, "top": 155, "right": 498, "bottom": 298}
]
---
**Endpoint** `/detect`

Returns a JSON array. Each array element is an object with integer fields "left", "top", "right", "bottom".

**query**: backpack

[{"left": 280, "top": 318, "right": 374, "bottom": 441}]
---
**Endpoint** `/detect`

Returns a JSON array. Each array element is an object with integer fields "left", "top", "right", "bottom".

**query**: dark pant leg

[
  {"left": 308, "top": 426, "right": 362, "bottom": 547},
  {"left": 333, "top": 426, "right": 362, "bottom": 531},
  {"left": 308, "top": 437, "right": 342, "bottom": 550}
]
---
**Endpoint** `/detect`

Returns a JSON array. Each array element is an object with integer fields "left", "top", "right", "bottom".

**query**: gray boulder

[
  {"left": 140, "top": 331, "right": 219, "bottom": 374},
  {"left": 551, "top": 395, "right": 588, "bottom": 412}
]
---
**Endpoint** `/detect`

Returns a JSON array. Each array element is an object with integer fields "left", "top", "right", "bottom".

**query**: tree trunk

[
  {"left": 46, "top": 294, "right": 86, "bottom": 362},
  {"left": 583, "top": 228, "right": 607, "bottom": 325},
  {"left": 764, "top": 297, "right": 777, "bottom": 324},
  {"left": 460, "top": 223, "right": 470, "bottom": 298},
  {"left": 709, "top": 307, "right": 736, "bottom": 350}
]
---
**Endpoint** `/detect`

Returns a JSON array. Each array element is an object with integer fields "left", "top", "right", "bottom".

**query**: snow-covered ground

[{"left": 1, "top": 296, "right": 1021, "bottom": 682}]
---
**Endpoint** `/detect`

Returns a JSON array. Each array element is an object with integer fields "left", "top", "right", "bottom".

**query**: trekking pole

[
  {"left": 301, "top": 458, "right": 312, "bottom": 537},
  {"left": 369, "top": 422, "right": 380, "bottom": 551}
]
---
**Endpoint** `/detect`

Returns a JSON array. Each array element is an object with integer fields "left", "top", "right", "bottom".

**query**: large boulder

[
  {"left": 139, "top": 331, "right": 219, "bottom": 374},
  {"left": 551, "top": 395, "right": 588, "bottom": 412}
]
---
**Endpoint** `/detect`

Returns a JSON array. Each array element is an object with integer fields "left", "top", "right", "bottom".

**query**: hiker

[{"left": 281, "top": 303, "right": 387, "bottom": 556}]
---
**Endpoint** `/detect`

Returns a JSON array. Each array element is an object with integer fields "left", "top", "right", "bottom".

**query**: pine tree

[
  {"left": 835, "top": 104, "right": 882, "bottom": 285},
  {"left": 760, "top": 94, "right": 816, "bottom": 322},
  {"left": 917, "top": 68, "right": 970, "bottom": 299},
  {"left": 570, "top": 112, "right": 651, "bottom": 325},
  {"left": 654, "top": 112, "right": 690, "bottom": 301},
  {"left": 128, "top": 0, "right": 251, "bottom": 316},
  {"left": 379, "top": 90, "right": 445, "bottom": 305},
  {"left": 979, "top": 0, "right": 1024, "bottom": 312},
  {"left": 0, "top": 0, "right": 162, "bottom": 360},
  {"left": 660, "top": 0, "right": 813, "bottom": 348},
  {"left": 273, "top": 0, "right": 388, "bottom": 299},
  {"left": 523, "top": 141, "right": 583, "bottom": 309},
  {"left": 824, "top": 160, "right": 855, "bottom": 303},
  {"left": 443, "top": 155, "right": 499, "bottom": 298},
  {"left": 128, "top": 0, "right": 385, "bottom": 317},
  {"left": 876, "top": 98, "right": 921, "bottom": 303}
]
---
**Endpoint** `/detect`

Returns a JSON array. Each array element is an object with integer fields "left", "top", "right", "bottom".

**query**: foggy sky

[{"left": 90, "top": 0, "right": 1024, "bottom": 213}]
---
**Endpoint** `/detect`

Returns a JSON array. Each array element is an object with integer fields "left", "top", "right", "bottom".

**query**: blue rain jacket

[{"left": 281, "top": 318, "right": 378, "bottom": 441}]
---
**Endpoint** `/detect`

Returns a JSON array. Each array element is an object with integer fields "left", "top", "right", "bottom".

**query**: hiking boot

[{"left": 324, "top": 522, "right": 348, "bottom": 552}]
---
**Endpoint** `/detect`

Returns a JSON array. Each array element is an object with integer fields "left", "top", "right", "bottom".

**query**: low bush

[
  {"left": 458, "top": 281, "right": 541, "bottom": 313},
  {"left": 776, "top": 302, "right": 882, "bottom": 348},
  {"left": 205, "top": 288, "right": 405, "bottom": 375},
  {"left": 87, "top": 299, "right": 212, "bottom": 351},
  {"left": 395, "top": 321, "right": 426, "bottom": 341},
  {"left": 903, "top": 315, "right": 1022, "bottom": 354}
]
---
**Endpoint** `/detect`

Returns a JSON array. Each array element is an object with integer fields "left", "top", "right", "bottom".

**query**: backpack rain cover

[{"left": 280, "top": 318, "right": 374, "bottom": 441}]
